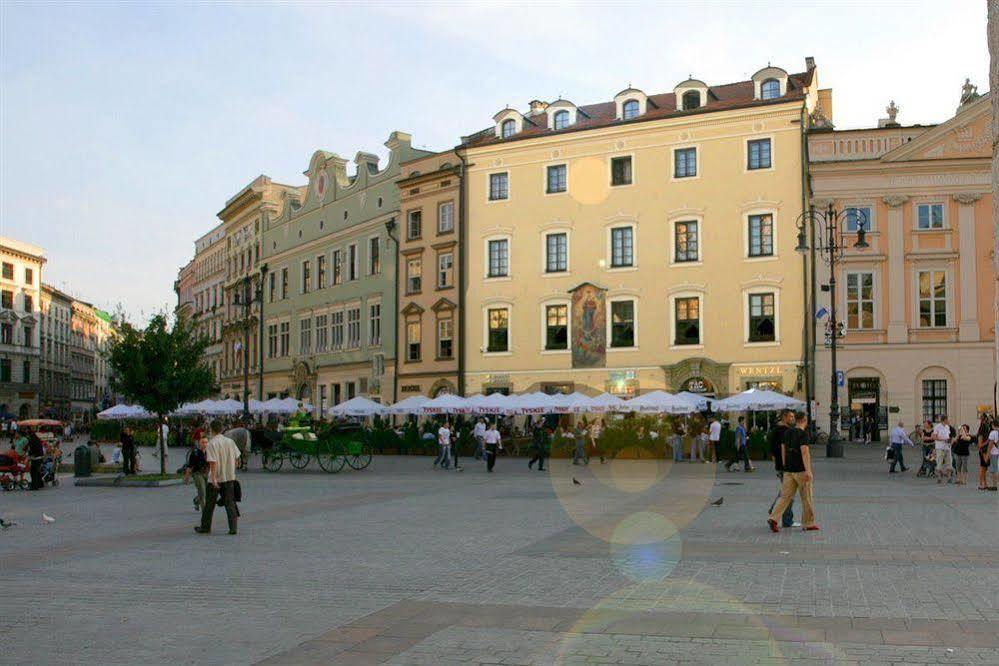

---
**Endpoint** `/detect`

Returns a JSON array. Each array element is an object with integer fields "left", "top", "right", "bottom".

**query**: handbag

[{"left": 885, "top": 446, "right": 895, "bottom": 462}]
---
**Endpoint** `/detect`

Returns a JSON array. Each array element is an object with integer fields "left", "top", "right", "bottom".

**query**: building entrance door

[{"left": 848, "top": 377, "right": 881, "bottom": 443}]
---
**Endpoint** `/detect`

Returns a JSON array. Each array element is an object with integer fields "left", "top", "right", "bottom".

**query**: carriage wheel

[
  {"left": 262, "top": 451, "right": 284, "bottom": 472},
  {"left": 346, "top": 442, "right": 373, "bottom": 470},
  {"left": 288, "top": 451, "right": 310, "bottom": 469},
  {"left": 316, "top": 441, "right": 346, "bottom": 473}
]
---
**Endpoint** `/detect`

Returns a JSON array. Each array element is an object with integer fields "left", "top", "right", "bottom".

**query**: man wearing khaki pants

[
  {"left": 767, "top": 412, "right": 819, "bottom": 532},
  {"left": 932, "top": 415, "right": 954, "bottom": 484}
]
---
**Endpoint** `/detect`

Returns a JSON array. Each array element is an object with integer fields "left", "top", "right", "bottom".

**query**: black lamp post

[
  {"left": 236, "top": 273, "right": 264, "bottom": 421},
  {"left": 795, "top": 203, "right": 868, "bottom": 458}
]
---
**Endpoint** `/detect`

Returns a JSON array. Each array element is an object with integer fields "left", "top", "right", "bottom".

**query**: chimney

[{"left": 528, "top": 99, "right": 549, "bottom": 116}]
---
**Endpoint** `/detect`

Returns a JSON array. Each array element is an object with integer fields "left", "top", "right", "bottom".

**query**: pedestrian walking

[
  {"left": 724, "top": 416, "right": 754, "bottom": 472},
  {"left": 888, "top": 420, "right": 912, "bottom": 473},
  {"left": 434, "top": 421, "right": 452, "bottom": 470},
  {"left": 768, "top": 411, "right": 819, "bottom": 532},
  {"left": 527, "top": 422, "right": 548, "bottom": 471},
  {"left": 916, "top": 420, "right": 936, "bottom": 477},
  {"left": 590, "top": 418, "right": 605, "bottom": 464},
  {"left": 571, "top": 421, "right": 589, "bottom": 465},
  {"left": 195, "top": 421, "right": 240, "bottom": 535},
  {"left": 952, "top": 424, "right": 973, "bottom": 485},
  {"left": 484, "top": 421, "right": 502, "bottom": 473},
  {"left": 987, "top": 421, "right": 999, "bottom": 492},
  {"left": 707, "top": 417, "right": 721, "bottom": 464},
  {"left": 184, "top": 436, "right": 209, "bottom": 511},
  {"left": 932, "top": 415, "right": 954, "bottom": 484},
  {"left": 473, "top": 418, "right": 486, "bottom": 461},
  {"left": 767, "top": 410, "right": 795, "bottom": 528},
  {"left": 27, "top": 431, "right": 45, "bottom": 490},
  {"left": 976, "top": 414, "right": 992, "bottom": 490},
  {"left": 120, "top": 426, "right": 137, "bottom": 475}
]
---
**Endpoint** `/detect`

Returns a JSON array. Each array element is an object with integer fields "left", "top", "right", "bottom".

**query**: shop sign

[
  {"left": 400, "top": 385, "right": 421, "bottom": 393},
  {"left": 737, "top": 365, "right": 782, "bottom": 377},
  {"left": 681, "top": 376, "right": 714, "bottom": 394}
]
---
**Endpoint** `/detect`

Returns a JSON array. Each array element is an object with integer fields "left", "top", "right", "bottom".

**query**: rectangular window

[
  {"left": 918, "top": 270, "right": 947, "bottom": 327},
  {"left": 331, "top": 311, "right": 344, "bottom": 350},
  {"left": 610, "top": 156, "right": 632, "bottom": 186},
  {"left": 546, "top": 164, "right": 567, "bottom": 193},
  {"left": 921, "top": 379, "right": 947, "bottom": 423},
  {"left": 674, "top": 297, "right": 700, "bottom": 345},
  {"left": 1, "top": 323, "right": 11, "bottom": 345},
  {"left": 674, "top": 148, "right": 697, "bottom": 178},
  {"left": 348, "top": 244, "right": 358, "bottom": 280},
  {"left": 24, "top": 268, "right": 33, "bottom": 285},
  {"left": 299, "top": 317, "right": 312, "bottom": 354},
  {"left": 281, "top": 268, "right": 288, "bottom": 299},
  {"left": 368, "top": 303, "right": 381, "bottom": 346},
  {"left": 748, "top": 293, "right": 776, "bottom": 342},
  {"left": 346, "top": 382, "right": 356, "bottom": 400},
  {"left": 438, "top": 201, "right": 454, "bottom": 233},
  {"left": 269, "top": 272, "right": 276, "bottom": 302},
  {"left": 317, "top": 255, "right": 326, "bottom": 289},
  {"left": 545, "top": 304, "right": 568, "bottom": 350},
  {"left": 22, "top": 295, "right": 32, "bottom": 313},
  {"left": 315, "top": 314, "right": 328, "bottom": 352},
  {"left": 0, "top": 358, "right": 9, "bottom": 382},
  {"left": 22, "top": 326, "right": 31, "bottom": 347},
  {"left": 489, "top": 173, "right": 509, "bottom": 201},
  {"left": 302, "top": 260, "right": 311, "bottom": 294},
  {"left": 748, "top": 214, "right": 774, "bottom": 257},
  {"left": 917, "top": 203, "right": 944, "bottom": 230},
  {"left": 610, "top": 227, "right": 634, "bottom": 267},
  {"left": 846, "top": 272, "right": 875, "bottom": 329},
  {"left": 674, "top": 221, "right": 699, "bottom": 262},
  {"left": 437, "top": 318, "right": 453, "bottom": 359},
  {"left": 488, "top": 239, "right": 509, "bottom": 277},
  {"left": 487, "top": 308, "right": 509, "bottom": 352},
  {"left": 1, "top": 290, "right": 12, "bottom": 309},
  {"left": 1, "top": 263, "right": 11, "bottom": 280},
  {"left": 545, "top": 233, "right": 568, "bottom": 273},
  {"left": 610, "top": 300, "right": 635, "bottom": 348},
  {"left": 346, "top": 307, "right": 361, "bottom": 348},
  {"left": 845, "top": 206, "right": 872, "bottom": 232},
  {"left": 407, "top": 258, "right": 422, "bottom": 294},
  {"left": 279, "top": 322, "right": 290, "bottom": 356},
  {"left": 747, "top": 139, "right": 772, "bottom": 170},
  {"left": 406, "top": 321, "right": 421, "bottom": 361},
  {"left": 22, "top": 360, "right": 29, "bottom": 384},
  {"left": 332, "top": 250, "right": 342, "bottom": 285},
  {"left": 369, "top": 237, "right": 380, "bottom": 274},
  {"left": 332, "top": 383, "right": 341, "bottom": 405},
  {"left": 407, "top": 210, "right": 422, "bottom": 240},
  {"left": 438, "top": 252, "right": 453, "bottom": 288}
]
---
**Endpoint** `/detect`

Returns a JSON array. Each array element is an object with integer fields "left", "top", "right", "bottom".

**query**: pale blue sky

[{"left": 0, "top": 1, "right": 988, "bottom": 319}]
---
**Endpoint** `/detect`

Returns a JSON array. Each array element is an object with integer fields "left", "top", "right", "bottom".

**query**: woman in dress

[{"left": 952, "top": 424, "right": 973, "bottom": 485}]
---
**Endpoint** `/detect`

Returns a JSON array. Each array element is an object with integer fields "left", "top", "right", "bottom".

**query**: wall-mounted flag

[{"left": 815, "top": 307, "right": 829, "bottom": 319}]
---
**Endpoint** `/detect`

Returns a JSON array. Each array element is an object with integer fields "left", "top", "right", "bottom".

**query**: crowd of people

[
  {"left": 0, "top": 425, "right": 62, "bottom": 490},
  {"left": 889, "top": 413, "right": 999, "bottom": 491}
]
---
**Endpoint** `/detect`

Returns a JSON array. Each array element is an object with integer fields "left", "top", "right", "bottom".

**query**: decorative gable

[{"left": 882, "top": 96, "right": 991, "bottom": 162}]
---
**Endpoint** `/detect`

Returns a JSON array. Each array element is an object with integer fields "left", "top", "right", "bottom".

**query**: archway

[{"left": 18, "top": 403, "right": 31, "bottom": 419}]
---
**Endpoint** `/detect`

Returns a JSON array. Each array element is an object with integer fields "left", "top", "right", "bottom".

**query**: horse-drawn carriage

[{"left": 255, "top": 422, "right": 373, "bottom": 473}]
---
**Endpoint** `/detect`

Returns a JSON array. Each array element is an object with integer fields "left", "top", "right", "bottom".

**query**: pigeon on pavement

[
  {"left": 572, "top": 477, "right": 582, "bottom": 486},
  {"left": 0, "top": 518, "right": 16, "bottom": 529},
  {"left": 42, "top": 513, "right": 55, "bottom": 524},
  {"left": 710, "top": 497, "right": 724, "bottom": 506}
]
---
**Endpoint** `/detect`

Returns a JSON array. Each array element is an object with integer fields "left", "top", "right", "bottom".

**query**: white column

[
  {"left": 954, "top": 192, "right": 982, "bottom": 341},
  {"left": 883, "top": 195, "right": 909, "bottom": 343}
]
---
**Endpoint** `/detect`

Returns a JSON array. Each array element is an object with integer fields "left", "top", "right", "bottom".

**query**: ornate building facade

[
  {"left": 0, "top": 236, "right": 44, "bottom": 418},
  {"left": 39, "top": 284, "right": 73, "bottom": 418},
  {"left": 459, "top": 60, "right": 823, "bottom": 399},
  {"left": 809, "top": 87, "right": 994, "bottom": 432}
]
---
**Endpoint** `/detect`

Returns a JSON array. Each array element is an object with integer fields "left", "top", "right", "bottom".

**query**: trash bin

[{"left": 74, "top": 444, "right": 92, "bottom": 478}]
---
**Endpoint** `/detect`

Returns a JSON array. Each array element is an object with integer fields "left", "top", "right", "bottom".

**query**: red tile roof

[{"left": 462, "top": 71, "right": 813, "bottom": 148}]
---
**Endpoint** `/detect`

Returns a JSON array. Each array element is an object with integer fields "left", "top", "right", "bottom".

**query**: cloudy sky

[{"left": 0, "top": 1, "right": 988, "bottom": 321}]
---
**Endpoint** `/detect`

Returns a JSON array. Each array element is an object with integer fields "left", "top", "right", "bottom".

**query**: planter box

[{"left": 75, "top": 475, "right": 184, "bottom": 488}]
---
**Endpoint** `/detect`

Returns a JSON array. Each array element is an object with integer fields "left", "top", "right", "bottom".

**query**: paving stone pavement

[{"left": 0, "top": 443, "right": 996, "bottom": 664}]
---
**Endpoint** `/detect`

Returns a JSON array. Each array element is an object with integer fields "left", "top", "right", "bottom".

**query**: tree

[{"left": 108, "top": 313, "right": 213, "bottom": 475}]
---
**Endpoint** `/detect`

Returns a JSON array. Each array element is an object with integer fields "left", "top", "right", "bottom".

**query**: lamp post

[
  {"left": 795, "top": 203, "right": 868, "bottom": 458},
  {"left": 237, "top": 273, "right": 263, "bottom": 421}
]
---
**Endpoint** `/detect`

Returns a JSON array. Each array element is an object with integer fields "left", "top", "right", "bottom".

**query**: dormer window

[
  {"left": 682, "top": 90, "right": 701, "bottom": 110},
  {"left": 761, "top": 79, "right": 780, "bottom": 100},
  {"left": 501, "top": 119, "right": 517, "bottom": 138},
  {"left": 622, "top": 100, "right": 640, "bottom": 120},
  {"left": 553, "top": 110, "right": 570, "bottom": 130}
]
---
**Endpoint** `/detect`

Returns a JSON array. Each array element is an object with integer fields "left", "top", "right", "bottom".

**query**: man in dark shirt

[
  {"left": 184, "top": 436, "right": 209, "bottom": 511},
  {"left": 768, "top": 412, "right": 819, "bottom": 532},
  {"left": 27, "top": 431, "right": 45, "bottom": 490},
  {"left": 120, "top": 427, "right": 136, "bottom": 475},
  {"left": 766, "top": 410, "right": 795, "bottom": 527}
]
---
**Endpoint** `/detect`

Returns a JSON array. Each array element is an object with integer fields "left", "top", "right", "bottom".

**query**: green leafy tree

[{"left": 108, "top": 313, "right": 213, "bottom": 474}]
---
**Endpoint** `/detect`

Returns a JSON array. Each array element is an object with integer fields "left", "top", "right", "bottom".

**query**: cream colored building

[
  {"left": 808, "top": 87, "right": 994, "bottom": 432},
  {"left": 188, "top": 223, "right": 226, "bottom": 390},
  {"left": 460, "top": 60, "right": 822, "bottom": 398},
  {"left": 40, "top": 284, "right": 73, "bottom": 418},
  {"left": 0, "top": 236, "right": 44, "bottom": 418}
]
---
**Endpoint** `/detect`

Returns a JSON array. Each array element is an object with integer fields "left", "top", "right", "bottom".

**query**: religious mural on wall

[{"left": 570, "top": 282, "right": 606, "bottom": 368}]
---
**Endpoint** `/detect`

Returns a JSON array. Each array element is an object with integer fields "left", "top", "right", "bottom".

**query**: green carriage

[{"left": 258, "top": 423, "right": 373, "bottom": 473}]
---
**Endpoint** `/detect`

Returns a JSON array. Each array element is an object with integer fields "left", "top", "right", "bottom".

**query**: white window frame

[
  {"left": 368, "top": 235, "right": 381, "bottom": 275},
  {"left": 437, "top": 316, "right": 454, "bottom": 360},
  {"left": 346, "top": 305, "right": 362, "bottom": 349},
  {"left": 671, "top": 144, "right": 700, "bottom": 181},
  {"left": 843, "top": 270, "right": 878, "bottom": 331},
  {"left": 914, "top": 202, "right": 947, "bottom": 230},
  {"left": 347, "top": 243, "right": 358, "bottom": 281},
  {"left": 915, "top": 268, "right": 950, "bottom": 329},
  {"left": 406, "top": 257, "right": 423, "bottom": 294},
  {"left": 543, "top": 230, "right": 570, "bottom": 274},
  {"left": 368, "top": 301, "right": 381, "bottom": 347},
  {"left": 607, "top": 297, "right": 638, "bottom": 351},
  {"left": 486, "top": 171, "right": 510, "bottom": 203},
  {"left": 843, "top": 204, "right": 876, "bottom": 233},
  {"left": 743, "top": 209, "right": 778, "bottom": 262},
  {"left": 606, "top": 224, "right": 637, "bottom": 271},
  {"left": 406, "top": 209, "right": 423, "bottom": 240},
  {"left": 744, "top": 135, "right": 775, "bottom": 173},
  {"left": 484, "top": 235, "right": 512, "bottom": 280},
  {"left": 539, "top": 299, "right": 571, "bottom": 354},
  {"left": 437, "top": 251, "right": 454, "bottom": 289},
  {"left": 482, "top": 304, "right": 512, "bottom": 356},
  {"left": 669, "top": 292, "right": 704, "bottom": 350},
  {"left": 330, "top": 308, "right": 345, "bottom": 351},
  {"left": 669, "top": 216, "right": 703, "bottom": 266},
  {"left": 437, "top": 201, "right": 454, "bottom": 234},
  {"left": 405, "top": 318, "right": 422, "bottom": 362},
  {"left": 742, "top": 288, "right": 780, "bottom": 346}
]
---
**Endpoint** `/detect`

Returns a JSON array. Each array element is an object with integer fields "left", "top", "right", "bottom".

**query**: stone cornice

[
  {"left": 953, "top": 192, "right": 983, "bottom": 205},
  {"left": 882, "top": 194, "right": 910, "bottom": 208}
]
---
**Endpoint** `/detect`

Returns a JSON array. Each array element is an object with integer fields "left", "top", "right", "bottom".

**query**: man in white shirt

[
  {"left": 888, "top": 421, "right": 913, "bottom": 473},
  {"left": 195, "top": 420, "right": 241, "bottom": 535},
  {"left": 435, "top": 421, "right": 452, "bottom": 470},
  {"left": 473, "top": 418, "right": 487, "bottom": 461},
  {"left": 707, "top": 418, "right": 722, "bottom": 464},
  {"left": 932, "top": 415, "right": 953, "bottom": 484},
  {"left": 483, "top": 422, "right": 502, "bottom": 473}
]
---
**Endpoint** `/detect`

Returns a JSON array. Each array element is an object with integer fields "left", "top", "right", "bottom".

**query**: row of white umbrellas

[
  {"left": 328, "top": 387, "right": 804, "bottom": 418},
  {"left": 97, "top": 396, "right": 317, "bottom": 420}
]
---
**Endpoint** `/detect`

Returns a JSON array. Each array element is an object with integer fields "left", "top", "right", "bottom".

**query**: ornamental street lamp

[{"left": 795, "top": 203, "right": 868, "bottom": 458}]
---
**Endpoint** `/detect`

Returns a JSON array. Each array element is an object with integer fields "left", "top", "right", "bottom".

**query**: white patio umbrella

[
  {"left": 473, "top": 392, "right": 516, "bottom": 415},
  {"left": 97, "top": 404, "right": 152, "bottom": 420},
  {"left": 511, "top": 392, "right": 556, "bottom": 415},
  {"left": 624, "top": 390, "right": 698, "bottom": 414},
  {"left": 419, "top": 393, "right": 471, "bottom": 415},
  {"left": 675, "top": 391, "right": 712, "bottom": 411},
  {"left": 711, "top": 388, "right": 805, "bottom": 412},
  {"left": 328, "top": 396, "right": 387, "bottom": 417},
  {"left": 387, "top": 395, "right": 430, "bottom": 415},
  {"left": 175, "top": 399, "right": 214, "bottom": 415},
  {"left": 551, "top": 392, "right": 598, "bottom": 414},
  {"left": 204, "top": 398, "right": 245, "bottom": 415},
  {"left": 262, "top": 397, "right": 314, "bottom": 414},
  {"left": 584, "top": 392, "right": 628, "bottom": 413},
  {"left": 247, "top": 398, "right": 267, "bottom": 414}
]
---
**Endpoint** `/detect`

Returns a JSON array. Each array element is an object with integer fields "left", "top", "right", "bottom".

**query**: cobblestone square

[{"left": 1, "top": 443, "right": 996, "bottom": 665}]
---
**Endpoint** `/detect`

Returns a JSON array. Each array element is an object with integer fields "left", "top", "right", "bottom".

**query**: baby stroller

[
  {"left": 916, "top": 445, "right": 936, "bottom": 478},
  {"left": 40, "top": 454, "right": 60, "bottom": 487},
  {"left": 0, "top": 451, "right": 29, "bottom": 491}
]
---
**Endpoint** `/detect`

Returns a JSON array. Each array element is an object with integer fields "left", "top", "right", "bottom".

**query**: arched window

[
  {"left": 553, "top": 110, "right": 570, "bottom": 130},
  {"left": 682, "top": 90, "right": 701, "bottom": 110},
  {"left": 761, "top": 79, "right": 780, "bottom": 100},
  {"left": 501, "top": 119, "right": 516, "bottom": 138},
  {"left": 622, "top": 99, "right": 640, "bottom": 120}
]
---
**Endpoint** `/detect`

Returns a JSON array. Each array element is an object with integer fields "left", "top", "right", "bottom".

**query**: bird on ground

[
  {"left": 0, "top": 518, "right": 16, "bottom": 529},
  {"left": 42, "top": 513, "right": 55, "bottom": 524},
  {"left": 572, "top": 477, "right": 582, "bottom": 486},
  {"left": 710, "top": 497, "right": 724, "bottom": 506}
]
